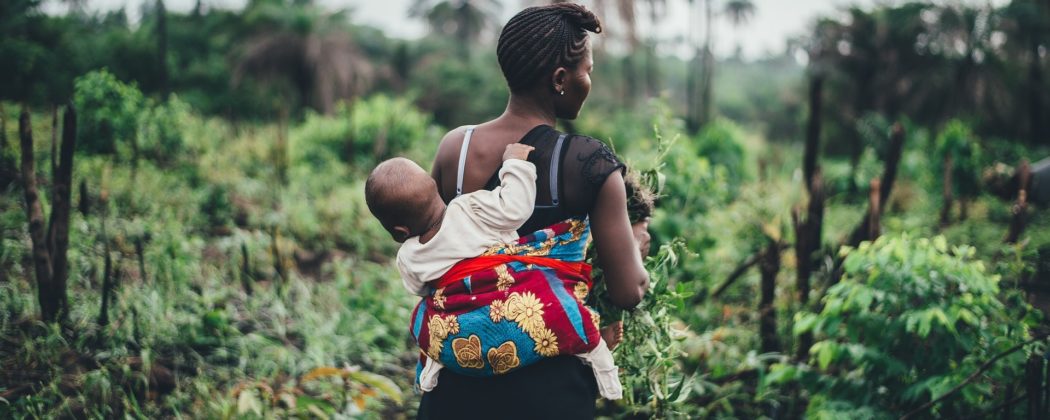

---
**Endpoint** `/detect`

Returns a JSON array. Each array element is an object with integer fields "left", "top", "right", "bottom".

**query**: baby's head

[{"left": 365, "top": 157, "right": 444, "bottom": 243}]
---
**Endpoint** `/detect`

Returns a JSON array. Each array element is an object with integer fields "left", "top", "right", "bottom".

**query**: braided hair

[{"left": 497, "top": 3, "right": 602, "bottom": 93}]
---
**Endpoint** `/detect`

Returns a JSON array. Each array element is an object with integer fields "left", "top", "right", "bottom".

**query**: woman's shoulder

[
  {"left": 563, "top": 134, "right": 625, "bottom": 188},
  {"left": 433, "top": 125, "right": 475, "bottom": 165}
]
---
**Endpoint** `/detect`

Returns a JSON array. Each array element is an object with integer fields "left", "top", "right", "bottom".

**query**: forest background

[{"left": 2, "top": 0, "right": 1050, "bottom": 418}]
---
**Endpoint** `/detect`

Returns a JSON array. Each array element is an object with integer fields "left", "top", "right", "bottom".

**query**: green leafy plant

[
  {"left": 770, "top": 234, "right": 1036, "bottom": 418},
  {"left": 74, "top": 70, "right": 144, "bottom": 157}
]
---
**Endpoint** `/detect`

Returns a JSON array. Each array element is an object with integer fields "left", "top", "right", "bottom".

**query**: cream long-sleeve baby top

[{"left": 394, "top": 158, "right": 622, "bottom": 400}]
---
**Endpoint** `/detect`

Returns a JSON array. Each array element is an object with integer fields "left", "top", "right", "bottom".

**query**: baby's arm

[{"left": 467, "top": 144, "right": 537, "bottom": 231}]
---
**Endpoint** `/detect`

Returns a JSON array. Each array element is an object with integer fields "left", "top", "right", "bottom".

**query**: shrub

[
  {"left": 694, "top": 119, "right": 750, "bottom": 188},
  {"left": 291, "top": 95, "right": 434, "bottom": 170},
  {"left": 935, "top": 120, "right": 982, "bottom": 200},
  {"left": 138, "top": 95, "right": 190, "bottom": 166},
  {"left": 73, "top": 69, "right": 144, "bottom": 156},
  {"left": 772, "top": 235, "right": 1035, "bottom": 418}
]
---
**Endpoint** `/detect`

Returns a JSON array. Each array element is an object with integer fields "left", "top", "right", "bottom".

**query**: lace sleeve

[{"left": 561, "top": 135, "right": 626, "bottom": 215}]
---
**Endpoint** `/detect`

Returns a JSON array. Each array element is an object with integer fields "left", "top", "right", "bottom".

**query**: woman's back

[{"left": 432, "top": 124, "right": 624, "bottom": 233}]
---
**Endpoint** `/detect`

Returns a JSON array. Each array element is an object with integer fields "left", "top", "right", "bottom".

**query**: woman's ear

[
  {"left": 392, "top": 226, "right": 411, "bottom": 243},
  {"left": 551, "top": 67, "right": 568, "bottom": 94}
]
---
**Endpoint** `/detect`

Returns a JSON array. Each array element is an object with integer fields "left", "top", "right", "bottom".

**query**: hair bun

[{"left": 555, "top": 3, "right": 602, "bottom": 34}]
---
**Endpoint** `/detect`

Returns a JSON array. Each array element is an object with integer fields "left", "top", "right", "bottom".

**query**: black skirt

[{"left": 416, "top": 355, "right": 599, "bottom": 420}]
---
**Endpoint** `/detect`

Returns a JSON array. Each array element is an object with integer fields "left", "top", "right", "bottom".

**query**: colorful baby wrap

[{"left": 410, "top": 217, "right": 603, "bottom": 381}]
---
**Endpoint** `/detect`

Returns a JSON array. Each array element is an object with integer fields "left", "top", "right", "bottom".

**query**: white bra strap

[{"left": 455, "top": 126, "right": 476, "bottom": 197}]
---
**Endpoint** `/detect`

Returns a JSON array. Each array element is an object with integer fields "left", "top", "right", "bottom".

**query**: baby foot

[{"left": 600, "top": 321, "right": 624, "bottom": 350}]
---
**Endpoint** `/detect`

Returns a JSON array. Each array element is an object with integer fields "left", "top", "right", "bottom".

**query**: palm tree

[
  {"left": 233, "top": 1, "right": 374, "bottom": 114},
  {"left": 409, "top": 0, "right": 501, "bottom": 58},
  {"left": 685, "top": 0, "right": 754, "bottom": 132}
]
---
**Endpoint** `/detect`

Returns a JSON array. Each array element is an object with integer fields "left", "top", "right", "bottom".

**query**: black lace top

[{"left": 482, "top": 124, "right": 626, "bottom": 234}]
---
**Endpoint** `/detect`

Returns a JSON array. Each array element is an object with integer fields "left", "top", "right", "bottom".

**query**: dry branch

[{"left": 708, "top": 242, "right": 791, "bottom": 300}]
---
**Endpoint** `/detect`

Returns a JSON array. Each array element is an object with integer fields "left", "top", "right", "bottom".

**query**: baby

[{"left": 364, "top": 144, "right": 622, "bottom": 398}]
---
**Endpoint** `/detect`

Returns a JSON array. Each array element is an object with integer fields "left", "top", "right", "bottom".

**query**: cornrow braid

[{"left": 497, "top": 3, "right": 602, "bottom": 93}]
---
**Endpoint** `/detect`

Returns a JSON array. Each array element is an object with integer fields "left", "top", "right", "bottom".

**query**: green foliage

[
  {"left": 935, "top": 119, "right": 983, "bottom": 198},
  {"left": 74, "top": 69, "right": 144, "bottom": 156},
  {"left": 137, "top": 95, "right": 190, "bottom": 166},
  {"left": 777, "top": 234, "right": 1035, "bottom": 417},
  {"left": 694, "top": 118, "right": 751, "bottom": 189},
  {"left": 292, "top": 95, "right": 436, "bottom": 169}
]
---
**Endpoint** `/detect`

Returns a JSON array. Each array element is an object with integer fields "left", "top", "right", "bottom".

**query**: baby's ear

[{"left": 392, "top": 226, "right": 411, "bottom": 243}]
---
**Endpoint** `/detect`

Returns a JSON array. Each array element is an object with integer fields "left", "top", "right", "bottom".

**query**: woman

[{"left": 419, "top": 3, "right": 650, "bottom": 418}]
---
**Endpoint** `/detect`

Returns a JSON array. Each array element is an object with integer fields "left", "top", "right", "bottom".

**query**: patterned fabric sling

[{"left": 410, "top": 126, "right": 603, "bottom": 382}]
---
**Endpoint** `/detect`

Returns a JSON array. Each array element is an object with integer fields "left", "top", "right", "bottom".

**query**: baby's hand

[{"left": 503, "top": 144, "right": 535, "bottom": 162}]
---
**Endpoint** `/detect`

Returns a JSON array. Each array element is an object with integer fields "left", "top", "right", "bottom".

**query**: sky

[{"left": 45, "top": 0, "right": 1003, "bottom": 60}]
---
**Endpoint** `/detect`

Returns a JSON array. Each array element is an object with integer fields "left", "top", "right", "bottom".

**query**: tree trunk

[
  {"left": 793, "top": 170, "right": 823, "bottom": 361},
  {"left": 623, "top": 54, "right": 638, "bottom": 108},
  {"left": 804, "top": 76, "right": 824, "bottom": 191},
  {"left": 759, "top": 238, "right": 780, "bottom": 354},
  {"left": 686, "top": 50, "right": 700, "bottom": 133},
  {"left": 645, "top": 41, "right": 660, "bottom": 98},
  {"left": 867, "top": 178, "right": 881, "bottom": 240},
  {"left": 1027, "top": 355, "right": 1044, "bottom": 420},
  {"left": 156, "top": 0, "right": 169, "bottom": 98},
  {"left": 0, "top": 104, "right": 17, "bottom": 190},
  {"left": 1030, "top": 37, "right": 1043, "bottom": 145},
  {"left": 847, "top": 123, "right": 904, "bottom": 246},
  {"left": 699, "top": 0, "right": 714, "bottom": 127},
  {"left": 19, "top": 109, "right": 59, "bottom": 323},
  {"left": 46, "top": 105, "right": 76, "bottom": 324}
]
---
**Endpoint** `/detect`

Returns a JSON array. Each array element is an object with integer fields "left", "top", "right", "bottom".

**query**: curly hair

[{"left": 496, "top": 3, "right": 602, "bottom": 93}]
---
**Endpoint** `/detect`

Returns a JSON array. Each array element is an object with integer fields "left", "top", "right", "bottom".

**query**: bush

[
  {"left": 138, "top": 95, "right": 190, "bottom": 166},
  {"left": 291, "top": 95, "right": 435, "bottom": 170},
  {"left": 73, "top": 69, "right": 144, "bottom": 156},
  {"left": 935, "top": 120, "right": 982, "bottom": 199},
  {"left": 694, "top": 119, "right": 750, "bottom": 188},
  {"left": 773, "top": 235, "right": 1035, "bottom": 418}
]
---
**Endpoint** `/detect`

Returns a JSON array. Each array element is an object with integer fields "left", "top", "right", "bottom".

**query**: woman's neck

[{"left": 500, "top": 93, "right": 556, "bottom": 129}]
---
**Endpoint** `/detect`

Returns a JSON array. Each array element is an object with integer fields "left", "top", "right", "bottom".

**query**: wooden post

[{"left": 759, "top": 238, "right": 781, "bottom": 353}]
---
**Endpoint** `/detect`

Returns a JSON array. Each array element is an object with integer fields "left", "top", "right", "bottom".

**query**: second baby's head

[{"left": 364, "top": 157, "right": 445, "bottom": 243}]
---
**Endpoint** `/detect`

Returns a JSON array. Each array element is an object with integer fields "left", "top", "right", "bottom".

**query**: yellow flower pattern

[
  {"left": 489, "top": 300, "right": 505, "bottom": 322},
  {"left": 487, "top": 341, "right": 521, "bottom": 374},
  {"left": 423, "top": 219, "right": 594, "bottom": 374},
  {"left": 432, "top": 287, "right": 446, "bottom": 310},
  {"left": 532, "top": 327, "right": 559, "bottom": 356},
  {"left": 426, "top": 314, "right": 460, "bottom": 360},
  {"left": 451, "top": 335, "right": 484, "bottom": 369},
  {"left": 505, "top": 292, "right": 545, "bottom": 336},
  {"left": 573, "top": 282, "right": 589, "bottom": 301},
  {"left": 495, "top": 264, "right": 515, "bottom": 291}
]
